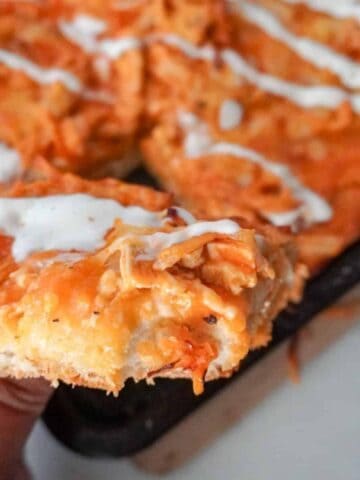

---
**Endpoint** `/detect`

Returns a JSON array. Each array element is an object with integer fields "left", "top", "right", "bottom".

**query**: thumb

[{"left": 0, "top": 378, "right": 53, "bottom": 480}]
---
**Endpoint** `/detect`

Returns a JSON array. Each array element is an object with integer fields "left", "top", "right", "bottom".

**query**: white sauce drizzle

[
  {"left": 179, "top": 112, "right": 332, "bottom": 227},
  {"left": 138, "top": 220, "right": 239, "bottom": 260},
  {"left": 151, "top": 33, "right": 216, "bottom": 62},
  {"left": 59, "top": 15, "right": 141, "bottom": 59},
  {"left": 237, "top": 1, "right": 360, "bottom": 89},
  {"left": 60, "top": 16, "right": 216, "bottom": 62},
  {"left": 219, "top": 99, "right": 243, "bottom": 130},
  {"left": 0, "top": 49, "right": 83, "bottom": 93},
  {"left": 0, "top": 194, "right": 238, "bottom": 262},
  {"left": 68, "top": 13, "right": 107, "bottom": 38},
  {"left": 169, "top": 207, "right": 197, "bottom": 225},
  {"left": 0, "top": 194, "right": 164, "bottom": 262},
  {"left": 115, "top": 0, "right": 146, "bottom": 9},
  {"left": 222, "top": 48, "right": 360, "bottom": 113},
  {"left": 157, "top": 34, "right": 360, "bottom": 113},
  {"left": 153, "top": 31, "right": 360, "bottom": 113},
  {"left": 0, "top": 143, "right": 21, "bottom": 183},
  {"left": 0, "top": 48, "right": 110, "bottom": 102},
  {"left": 58, "top": 14, "right": 360, "bottom": 112},
  {"left": 282, "top": 0, "right": 360, "bottom": 22}
]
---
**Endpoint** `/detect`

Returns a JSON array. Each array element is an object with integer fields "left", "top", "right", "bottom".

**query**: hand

[{"left": 0, "top": 378, "right": 52, "bottom": 480}]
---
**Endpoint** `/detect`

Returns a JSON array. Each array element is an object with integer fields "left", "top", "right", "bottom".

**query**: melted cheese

[
  {"left": 238, "top": 1, "right": 360, "bottom": 89},
  {"left": 179, "top": 112, "right": 332, "bottom": 227},
  {"left": 0, "top": 143, "right": 21, "bottom": 183}
]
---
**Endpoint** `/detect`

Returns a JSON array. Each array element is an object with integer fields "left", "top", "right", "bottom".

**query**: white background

[{"left": 26, "top": 322, "right": 360, "bottom": 480}]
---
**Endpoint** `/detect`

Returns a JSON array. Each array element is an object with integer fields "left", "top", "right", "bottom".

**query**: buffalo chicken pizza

[{"left": 0, "top": 0, "right": 359, "bottom": 393}]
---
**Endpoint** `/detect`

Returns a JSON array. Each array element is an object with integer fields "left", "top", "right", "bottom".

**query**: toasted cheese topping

[
  {"left": 238, "top": 1, "right": 360, "bottom": 89},
  {"left": 0, "top": 143, "right": 21, "bottom": 183},
  {"left": 179, "top": 112, "right": 332, "bottom": 227}
]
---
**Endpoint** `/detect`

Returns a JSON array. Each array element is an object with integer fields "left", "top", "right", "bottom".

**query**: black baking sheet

[{"left": 42, "top": 168, "right": 360, "bottom": 457}]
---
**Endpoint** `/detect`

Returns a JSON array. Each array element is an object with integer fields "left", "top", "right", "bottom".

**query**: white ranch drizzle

[
  {"left": 0, "top": 49, "right": 82, "bottom": 93},
  {"left": 0, "top": 49, "right": 109, "bottom": 102},
  {"left": 67, "top": 13, "right": 107, "bottom": 39},
  {"left": 59, "top": 15, "right": 141, "bottom": 59},
  {"left": 58, "top": 14, "right": 360, "bottom": 112},
  {"left": 0, "top": 143, "right": 21, "bottom": 183},
  {"left": 167, "top": 207, "right": 197, "bottom": 225},
  {"left": 0, "top": 194, "right": 162, "bottom": 262},
  {"left": 179, "top": 112, "right": 332, "bottom": 228},
  {"left": 237, "top": 1, "right": 360, "bottom": 89},
  {"left": 0, "top": 194, "right": 238, "bottom": 262},
  {"left": 222, "top": 48, "right": 360, "bottom": 113},
  {"left": 282, "top": 0, "right": 360, "bottom": 22},
  {"left": 60, "top": 16, "right": 216, "bottom": 61},
  {"left": 219, "top": 99, "right": 244, "bottom": 130},
  {"left": 150, "top": 33, "right": 216, "bottom": 61}
]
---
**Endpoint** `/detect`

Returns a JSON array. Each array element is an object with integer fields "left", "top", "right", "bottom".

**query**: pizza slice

[{"left": 0, "top": 167, "right": 304, "bottom": 394}]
